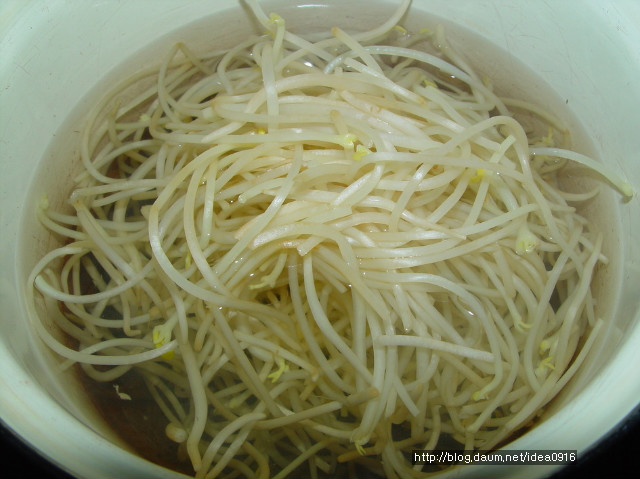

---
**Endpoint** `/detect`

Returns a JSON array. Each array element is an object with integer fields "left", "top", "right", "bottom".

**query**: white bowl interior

[{"left": 1, "top": 1, "right": 639, "bottom": 478}]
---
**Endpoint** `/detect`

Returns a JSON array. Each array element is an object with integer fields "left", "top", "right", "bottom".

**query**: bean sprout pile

[{"left": 26, "top": 0, "right": 633, "bottom": 477}]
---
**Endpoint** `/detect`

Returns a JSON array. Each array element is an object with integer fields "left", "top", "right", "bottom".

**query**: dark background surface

[{"left": 1, "top": 406, "right": 638, "bottom": 479}]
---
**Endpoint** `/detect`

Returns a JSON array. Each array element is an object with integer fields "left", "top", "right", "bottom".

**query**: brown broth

[{"left": 78, "top": 367, "right": 194, "bottom": 475}]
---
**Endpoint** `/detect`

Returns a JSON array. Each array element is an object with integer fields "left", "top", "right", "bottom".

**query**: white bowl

[{"left": 1, "top": 1, "right": 639, "bottom": 478}]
